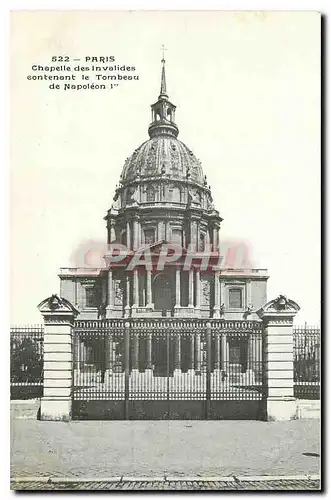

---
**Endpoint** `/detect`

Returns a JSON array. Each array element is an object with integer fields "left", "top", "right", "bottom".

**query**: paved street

[
  {"left": 11, "top": 478, "right": 321, "bottom": 491},
  {"left": 11, "top": 418, "right": 320, "bottom": 481}
]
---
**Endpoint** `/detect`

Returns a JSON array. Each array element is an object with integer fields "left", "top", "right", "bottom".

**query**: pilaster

[
  {"left": 257, "top": 295, "right": 300, "bottom": 421},
  {"left": 37, "top": 295, "right": 79, "bottom": 421}
]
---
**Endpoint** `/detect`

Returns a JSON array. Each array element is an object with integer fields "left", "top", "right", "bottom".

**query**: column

[
  {"left": 133, "top": 217, "right": 139, "bottom": 251},
  {"left": 146, "top": 269, "right": 153, "bottom": 308},
  {"left": 257, "top": 295, "right": 300, "bottom": 421},
  {"left": 107, "top": 268, "right": 113, "bottom": 309},
  {"left": 196, "top": 222, "right": 200, "bottom": 251},
  {"left": 132, "top": 268, "right": 139, "bottom": 307},
  {"left": 213, "top": 226, "right": 218, "bottom": 251},
  {"left": 205, "top": 228, "right": 210, "bottom": 248},
  {"left": 164, "top": 221, "right": 169, "bottom": 242},
  {"left": 214, "top": 334, "right": 221, "bottom": 371},
  {"left": 38, "top": 294, "right": 79, "bottom": 421},
  {"left": 126, "top": 221, "right": 131, "bottom": 250},
  {"left": 213, "top": 271, "right": 221, "bottom": 318},
  {"left": 157, "top": 221, "right": 163, "bottom": 241},
  {"left": 247, "top": 279, "right": 252, "bottom": 306},
  {"left": 174, "top": 334, "right": 181, "bottom": 374},
  {"left": 188, "top": 268, "right": 194, "bottom": 308},
  {"left": 131, "top": 333, "right": 139, "bottom": 372},
  {"left": 195, "top": 333, "right": 201, "bottom": 374},
  {"left": 195, "top": 269, "right": 201, "bottom": 308},
  {"left": 175, "top": 267, "right": 181, "bottom": 308},
  {"left": 190, "top": 220, "right": 196, "bottom": 250},
  {"left": 146, "top": 333, "right": 153, "bottom": 371}
]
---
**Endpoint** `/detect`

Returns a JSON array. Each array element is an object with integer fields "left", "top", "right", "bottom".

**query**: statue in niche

[
  {"left": 114, "top": 280, "right": 124, "bottom": 305},
  {"left": 188, "top": 188, "right": 200, "bottom": 204},
  {"left": 201, "top": 279, "right": 210, "bottom": 306}
]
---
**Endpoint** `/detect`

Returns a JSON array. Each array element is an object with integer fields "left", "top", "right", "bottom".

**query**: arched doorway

[{"left": 153, "top": 272, "right": 174, "bottom": 315}]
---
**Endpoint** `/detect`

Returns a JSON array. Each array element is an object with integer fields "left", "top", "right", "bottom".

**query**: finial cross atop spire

[
  {"left": 159, "top": 45, "right": 168, "bottom": 97},
  {"left": 161, "top": 44, "right": 167, "bottom": 63}
]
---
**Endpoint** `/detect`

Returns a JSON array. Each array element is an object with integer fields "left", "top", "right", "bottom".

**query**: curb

[{"left": 11, "top": 474, "right": 321, "bottom": 483}]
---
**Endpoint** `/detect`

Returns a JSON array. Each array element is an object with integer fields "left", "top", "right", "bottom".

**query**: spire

[{"left": 159, "top": 46, "right": 168, "bottom": 98}]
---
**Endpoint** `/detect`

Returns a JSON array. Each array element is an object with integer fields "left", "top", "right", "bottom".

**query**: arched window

[
  {"left": 146, "top": 187, "right": 155, "bottom": 202},
  {"left": 229, "top": 288, "right": 243, "bottom": 309},
  {"left": 144, "top": 229, "right": 155, "bottom": 245}
]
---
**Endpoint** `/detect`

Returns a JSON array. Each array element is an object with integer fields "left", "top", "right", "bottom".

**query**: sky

[{"left": 10, "top": 10, "right": 321, "bottom": 325}]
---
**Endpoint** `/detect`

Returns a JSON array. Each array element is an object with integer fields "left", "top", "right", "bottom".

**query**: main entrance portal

[
  {"left": 72, "top": 319, "right": 266, "bottom": 420},
  {"left": 153, "top": 273, "right": 173, "bottom": 314}
]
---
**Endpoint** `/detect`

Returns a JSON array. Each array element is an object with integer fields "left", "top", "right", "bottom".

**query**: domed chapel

[{"left": 59, "top": 57, "right": 269, "bottom": 377}]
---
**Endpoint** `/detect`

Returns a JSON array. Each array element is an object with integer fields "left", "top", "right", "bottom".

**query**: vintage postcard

[{"left": 10, "top": 10, "right": 321, "bottom": 491}]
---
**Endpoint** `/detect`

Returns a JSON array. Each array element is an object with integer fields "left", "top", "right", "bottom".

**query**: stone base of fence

[
  {"left": 266, "top": 397, "right": 297, "bottom": 421},
  {"left": 40, "top": 398, "right": 72, "bottom": 422}
]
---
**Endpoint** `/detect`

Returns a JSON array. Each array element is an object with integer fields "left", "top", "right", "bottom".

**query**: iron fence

[
  {"left": 10, "top": 326, "right": 44, "bottom": 399},
  {"left": 293, "top": 325, "right": 320, "bottom": 400},
  {"left": 72, "top": 319, "right": 266, "bottom": 420}
]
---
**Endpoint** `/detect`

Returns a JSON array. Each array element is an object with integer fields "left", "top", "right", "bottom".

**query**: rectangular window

[
  {"left": 144, "top": 229, "right": 155, "bottom": 245},
  {"left": 85, "top": 287, "right": 97, "bottom": 308},
  {"left": 229, "top": 288, "right": 243, "bottom": 309}
]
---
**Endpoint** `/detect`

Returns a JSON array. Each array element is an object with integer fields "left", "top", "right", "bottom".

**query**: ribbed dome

[{"left": 121, "top": 136, "right": 204, "bottom": 186}]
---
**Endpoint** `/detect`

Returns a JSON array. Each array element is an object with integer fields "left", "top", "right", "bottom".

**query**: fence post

[
  {"left": 206, "top": 321, "right": 212, "bottom": 419},
  {"left": 37, "top": 294, "right": 79, "bottom": 421},
  {"left": 257, "top": 295, "right": 300, "bottom": 421},
  {"left": 124, "top": 321, "right": 130, "bottom": 420}
]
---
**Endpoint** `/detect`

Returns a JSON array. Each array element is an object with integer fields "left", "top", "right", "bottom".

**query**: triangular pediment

[{"left": 38, "top": 294, "right": 79, "bottom": 316}]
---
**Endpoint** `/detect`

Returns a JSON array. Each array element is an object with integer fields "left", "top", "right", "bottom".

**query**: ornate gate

[{"left": 72, "top": 319, "right": 266, "bottom": 420}]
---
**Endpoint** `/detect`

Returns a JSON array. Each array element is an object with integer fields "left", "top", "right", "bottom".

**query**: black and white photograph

[{"left": 9, "top": 10, "right": 321, "bottom": 491}]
